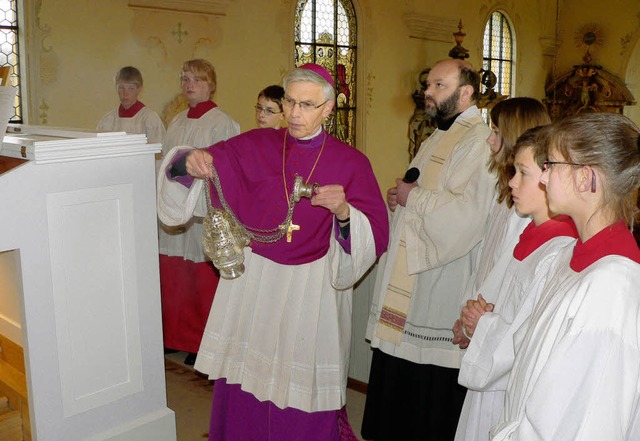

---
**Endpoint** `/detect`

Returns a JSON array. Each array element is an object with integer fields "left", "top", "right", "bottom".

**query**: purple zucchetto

[{"left": 298, "top": 63, "right": 335, "bottom": 88}]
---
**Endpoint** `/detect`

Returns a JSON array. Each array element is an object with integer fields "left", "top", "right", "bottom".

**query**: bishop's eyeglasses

[{"left": 281, "top": 96, "right": 329, "bottom": 112}]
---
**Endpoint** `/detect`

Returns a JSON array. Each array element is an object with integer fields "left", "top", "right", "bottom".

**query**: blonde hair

[
  {"left": 488, "top": 98, "right": 551, "bottom": 207},
  {"left": 181, "top": 59, "right": 217, "bottom": 98}
]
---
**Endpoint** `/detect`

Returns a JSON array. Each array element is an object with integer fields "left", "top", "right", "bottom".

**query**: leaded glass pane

[
  {"left": 336, "top": 50, "right": 355, "bottom": 108},
  {"left": 482, "top": 11, "right": 513, "bottom": 97},
  {"left": 294, "top": 0, "right": 357, "bottom": 146},
  {"left": 0, "top": 0, "right": 20, "bottom": 122}
]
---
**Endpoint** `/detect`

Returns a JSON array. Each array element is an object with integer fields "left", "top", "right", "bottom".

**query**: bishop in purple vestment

[{"left": 160, "top": 64, "right": 388, "bottom": 440}]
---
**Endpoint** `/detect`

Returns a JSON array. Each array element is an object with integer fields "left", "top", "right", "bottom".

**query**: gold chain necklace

[{"left": 282, "top": 130, "right": 326, "bottom": 206}]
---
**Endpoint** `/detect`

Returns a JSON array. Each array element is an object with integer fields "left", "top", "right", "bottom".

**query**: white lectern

[{"left": 0, "top": 126, "right": 176, "bottom": 441}]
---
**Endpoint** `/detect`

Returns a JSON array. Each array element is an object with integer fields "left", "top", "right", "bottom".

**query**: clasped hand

[{"left": 452, "top": 294, "right": 494, "bottom": 349}]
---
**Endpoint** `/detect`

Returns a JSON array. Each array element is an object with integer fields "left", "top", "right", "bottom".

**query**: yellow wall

[{"left": 22, "top": 0, "right": 640, "bottom": 192}]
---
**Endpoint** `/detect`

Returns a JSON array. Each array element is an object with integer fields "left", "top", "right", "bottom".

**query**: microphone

[{"left": 402, "top": 167, "right": 420, "bottom": 183}]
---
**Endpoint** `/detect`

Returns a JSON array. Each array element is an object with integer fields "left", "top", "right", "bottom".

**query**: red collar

[
  {"left": 513, "top": 215, "right": 578, "bottom": 261},
  {"left": 118, "top": 101, "right": 144, "bottom": 118},
  {"left": 187, "top": 100, "right": 217, "bottom": 119},
  {"left": 570, "top": 220, "right": 640, "bottom": 272}
]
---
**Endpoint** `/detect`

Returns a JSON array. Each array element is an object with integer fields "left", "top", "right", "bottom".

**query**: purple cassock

[
  {"left": 172, "top": 127, "right": 389, "bottom": 440},
  {"left": 175, "top": 127, "right": 388, "bottom": 261}
]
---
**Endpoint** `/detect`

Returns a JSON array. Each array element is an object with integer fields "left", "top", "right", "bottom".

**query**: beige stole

[{"left": 376, "top": 121, "right": 475, "bottom": 344}]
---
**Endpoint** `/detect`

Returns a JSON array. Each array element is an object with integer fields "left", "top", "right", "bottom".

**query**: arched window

[
  {"left": 483, "top": 11, "right": 514, "bottom": 100},
  {"left": 294, "top": 0, "right": 357, "bottom": 146},
  {"left": 0, "top": 0, "right": 22, "bottom": 122}
]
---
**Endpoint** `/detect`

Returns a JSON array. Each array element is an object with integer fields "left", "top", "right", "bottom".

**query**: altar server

[
  {"left": 158, "top": 59, "right": 240, "bottom": 365},
  {"left": 254, "top": 84, "right": 285, "bottom": 128},
  {"left": 453, "top": 97, "right": 551, "bottom": 351},
  {"left": 97, "top": 66, "right": 165, "bottom": 144},
  {"left": 454, "top": 126, "right": 578, "bottom": 441},
  {"left": 492, "top": 112, "right": 640, "bottom": 440}
]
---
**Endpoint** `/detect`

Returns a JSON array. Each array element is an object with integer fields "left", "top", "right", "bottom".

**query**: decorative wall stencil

[
  {"left": 172, "top": 22, "right": 189, "bottom": 44},
  {"left": 36, "top": 0, "right": 57, "bottom": 85},
  {"left": 365, "top": 71, "right": 374, "bottom": 115},
  {"left": 36, "top": 0, "right": 52, "bottom": 53},
  {"left": 129, "top": 10, "right": 223, "bottom": 62},
  {"left": 39, "top": 98, "right": 49, "bottom": 124},
  {"left": 193, "top": 37, "right": 214, "bottom": 54}
]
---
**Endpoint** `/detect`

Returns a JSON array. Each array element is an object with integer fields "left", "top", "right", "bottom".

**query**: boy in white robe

[
  {"left": 454, "top": 126, "right": 578, "bottom": 441},
  {"left": 97, "top": 66, "right": 165, "bottom": 144}
]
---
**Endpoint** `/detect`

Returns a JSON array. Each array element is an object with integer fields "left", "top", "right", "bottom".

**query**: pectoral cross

[{"left": 280, "top": 222, "right": 300, "bottom": 243}]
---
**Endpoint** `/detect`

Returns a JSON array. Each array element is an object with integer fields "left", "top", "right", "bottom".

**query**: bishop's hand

[
  {"left": 185, "top": 149, "right": 214, "bottom": 179},
  {"left": 311, "top": 185, "right": 350, "bottom": 220}
]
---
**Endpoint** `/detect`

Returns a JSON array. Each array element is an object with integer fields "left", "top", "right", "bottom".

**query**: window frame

[
  {"left": 293, "top": 0, "right": 358, "bottom": 147},
  {"left": 482, "top": 10, "right": 515, "bottom": 99}
]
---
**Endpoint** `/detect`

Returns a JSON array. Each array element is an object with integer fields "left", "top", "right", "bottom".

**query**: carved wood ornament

[{"left": 544, "top": 25, "right": 635, "bottom": 121}]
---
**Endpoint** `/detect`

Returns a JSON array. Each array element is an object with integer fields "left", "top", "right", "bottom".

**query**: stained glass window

[
  {"left": 294, "top": 0, "right": 357, "bottom": 146},
  {"left": 0, "top": 0, "right": 21, "bottom": 122},
  {"left": 483, "top": 11, "right": 513, "bottom": 98}
]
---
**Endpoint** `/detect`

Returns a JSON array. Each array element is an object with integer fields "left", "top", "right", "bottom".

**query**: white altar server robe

[
  {"left": 491, "top": 249, "right": 640, "bottom": 441},
  {"left": 97, "top": 106, "right": 166, "bottom": 144},
  {"left": 455, "top": 234, "right": 576, "bottom": 441}
]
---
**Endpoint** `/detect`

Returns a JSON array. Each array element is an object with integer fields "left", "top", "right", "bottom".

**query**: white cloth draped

[
  {"left": 157, "top": 146, "right": 206, "bottom": 226},
  {"left": 192, "top": 206, "right": 377, "bottom": 412},
  {"left": 491, "top": 251, "right": 640, "bottom": 440},
  {"left": 158, "top": 107, "right": 240, "bottom": 262}
]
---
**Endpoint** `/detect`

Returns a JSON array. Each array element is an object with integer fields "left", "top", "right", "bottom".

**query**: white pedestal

[{"left": 0, "top": 127, "right": 176, "bottom": 441}]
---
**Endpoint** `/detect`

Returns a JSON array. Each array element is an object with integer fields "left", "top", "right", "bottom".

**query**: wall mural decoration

[
  {"left": 171, "top": 22, "right": 189, "bottom": 44},
  {"left": 544, "top": 24, "right": 635, "bottom": 121},
  {"left": 35, "top": 0, "right": 57, "bottom": 123},
  {"left": 128, "top": 3, "right": 224, "bottom": 64},
  {"left": 127, "top": 1, "right": 227, "bottom": 122},
  {"left": 39, "top": 97, "right": 49, "bottom": 124}
]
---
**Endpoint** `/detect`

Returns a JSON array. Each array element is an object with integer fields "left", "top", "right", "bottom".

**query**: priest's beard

[{"left": 424, "top": 87, "right": 461, "bottom": 120}]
